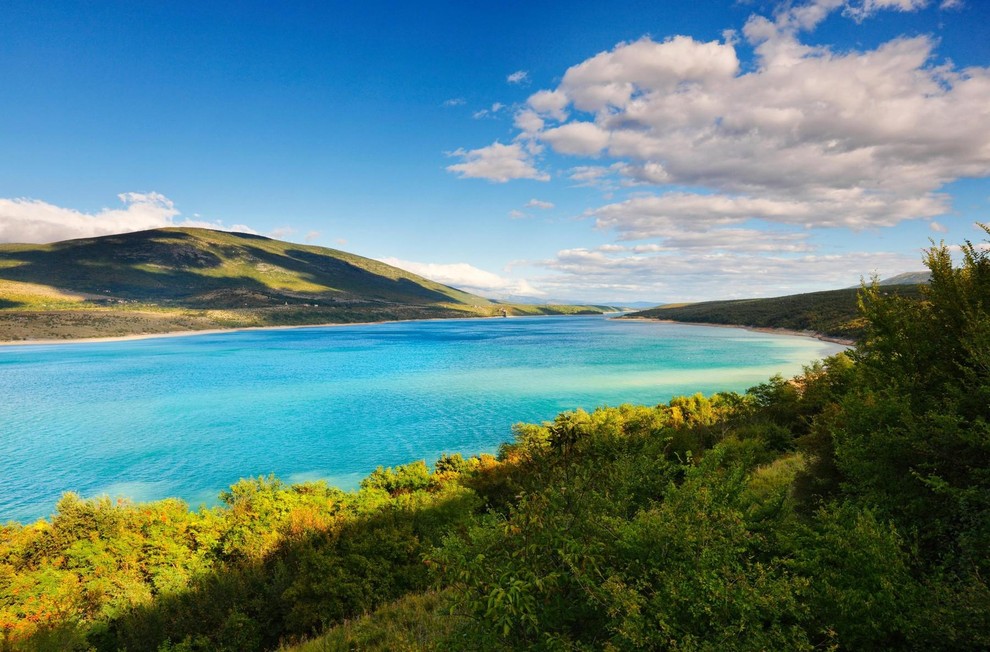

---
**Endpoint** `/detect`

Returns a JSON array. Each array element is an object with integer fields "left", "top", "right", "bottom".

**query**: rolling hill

[
  {"left": 627, "top": 284, "right": 927, "bottom": 341},
  {"left": 0, "top": 228, "right": 611, "bottom": 341}
]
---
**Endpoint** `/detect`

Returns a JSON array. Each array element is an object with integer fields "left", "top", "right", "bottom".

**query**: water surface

[{"left": 0, "top": 315, "right": 845, "bottom": 522}]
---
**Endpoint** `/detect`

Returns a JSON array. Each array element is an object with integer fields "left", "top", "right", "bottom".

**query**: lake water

[{"left": 0, "top": 315, "right": 846, "bottom": 523}]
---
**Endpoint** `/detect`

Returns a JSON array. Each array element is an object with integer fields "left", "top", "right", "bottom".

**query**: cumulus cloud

[
  {"left": 379, "top": 257, "right": 545, "bottom": 297},
  {"left": 507, "top": 70, "right": 530, "bottom": 84},
  {"left": 445, "top": 141, "right": 549, "bottom": 182},
  {"left": 304, "top": 230, "right": 321, "bottom": 243},
  {"left": 527, "top": 89, "right": 569, "bottom": 120},
  {"left": 446, "top": 0, "right": 987, "bottom": 300},
  {"left": 0, "top": 192, "right": 257, "bottom": 244},
  {"left": 513, "top": 109, "right": 545, "bottom": 134},
  {"left": 472, "top": 0, "right": 990, "bottom": 235},
  {"left": 442, "top": 97, "right": 466, "bottom": 107},
  {"left": 542, "top": 121, "right": 611, "bottom": 156},
  {"left": 525, "top": 198, "right": 555, "bottom": 209}
]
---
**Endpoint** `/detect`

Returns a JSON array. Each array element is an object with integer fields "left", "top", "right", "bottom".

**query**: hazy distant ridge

[{"left": 629, "top": 280, "right": 927, "bottom": 340}]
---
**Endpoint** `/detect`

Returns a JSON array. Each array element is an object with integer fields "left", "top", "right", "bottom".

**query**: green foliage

[
  {"left": 828, "top": 230, "right": 990, "bottom": 571},
  {"left": 792, "top": 503, "right": 919, "bottom": 649},
  {"left": 630, "top": 285, "right": 925, "bottom": 339},
  {"left": 0, "top": 463, "right": 475, "bottom": 651},
  {"left": 360, "top": 461, "right": 432, "bottom": 496},
  {"left": 285, "top": 590, "right": 463, "bottom": 652}
]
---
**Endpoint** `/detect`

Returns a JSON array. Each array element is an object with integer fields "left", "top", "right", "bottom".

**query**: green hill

[
  {"left": 627, "top": 284, "right": 926, "bottom": 340},
  {"left": 0, "top": 227, "right": 487, "bottom": 307},
  {"left": 0, "top": 228, "right": 610, "bottom": 341}
]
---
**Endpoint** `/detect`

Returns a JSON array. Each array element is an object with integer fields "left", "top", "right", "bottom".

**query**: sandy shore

[
  {"left": 0, "top": 314, "right": 855, "bottom": 348},
  {"left": 0, "top": 313, "right": 551, "bottom": 347},
  {"left": 0, "top": 319, "right": 428, "bottom": 347},
  {"left": 622, "top": 317, "right": 855, "bottom": 346}
]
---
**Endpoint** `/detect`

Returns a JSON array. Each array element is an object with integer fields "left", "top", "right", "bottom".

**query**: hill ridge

[{"left": 0, "top": 227, "right": 610, "bottom": 341}]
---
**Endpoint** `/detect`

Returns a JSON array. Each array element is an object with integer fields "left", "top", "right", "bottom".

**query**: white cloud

[
  {"left": 487, "top": 9, "right": 990, "bottom": 232},
  {"left": 558, "top": 36, "right": 739, "bottom": 112},
  {"left": 614, "top": 162, "right": 670, "bottom": 185},
  {"left": 589, "top": 190, "right": 947, "bottom": 240},
  {"left": 542, "top": 121, "right": 610, "bottom": 156},
  {"left": 513, "top": 109, "right": 545, "bottom": 134},
  {"left": 445, "top": 0, "right": 987, "bottom": 301},
  {"left": 0, "top": 192, "right": 257, "bottom": 244},
  {"left": 379, "top": 257, "right": 545, "bottom": 297},
  {"left": 844, "top": 0, "right": 929, "bottom": 21},
  {"left": 508, "top": 209, "right": 528, "bottom": 219},
  {"left": 474, "top": 102, "right": 507, "bottom": 119},
  {"left": 628, "top": 228, "right": 813, "bottom": 253},
  {"left": 304, "top": 230, "right": 321, "bottom": 243},
  {"left": 534, "top": 247, "right": 921, "bottom": 302},
  {"left": 930, "top": 221, "right": 948, "bottom": 233},
  {"left": 525, "top": 198, "right": 555, "bottom": 209},
  {"left": 939, "top": 0, "right": 963, "bottom": 8},
  {"left": 269, "top": 226, "right": 296, "bottom": 240},
  {"left": 442, "top": 97, "right": 466, "bottom": 107},
  {"left": 507, "top": 70, "right": 530, "bottom": 84},
  {"left": 527, "top": 89, "right": 569, "bottom": 120},
  {"left": 567, "top": 165, "right": 615, "bottom": 187},
  {"left": 446, "top": 141, "right": 549, "bottom": 182}
]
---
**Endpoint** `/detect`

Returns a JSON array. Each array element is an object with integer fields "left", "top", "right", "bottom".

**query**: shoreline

[
  {"left": 1, "top": 313, "right": 854, "bottom": 348},
  {"left": 0, "top": 312, "right": 611, "bottom": 348},
  {"left": 0, "top": 316, "right": 479, "bottom": 347},
  {"left": 621, "top": 317, "right": 855, "bottom": 347}
]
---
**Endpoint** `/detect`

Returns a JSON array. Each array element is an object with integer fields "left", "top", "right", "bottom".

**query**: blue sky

[{"left": 1, "top": 0, "right": 988, "bottom": 302}]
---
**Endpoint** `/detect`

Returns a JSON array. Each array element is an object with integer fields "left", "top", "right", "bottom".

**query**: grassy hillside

[
  {"left": 0, "top": 227, "right": 487, "bottom": 307},
  {"left": 628, "top": 284, "right": 926, "bottom": 340},
  {"left": 0, "top": 228, "right": 613, "bottom": 341}
]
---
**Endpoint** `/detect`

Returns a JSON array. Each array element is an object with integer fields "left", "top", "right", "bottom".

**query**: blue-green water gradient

[{"left": 0, "top": 316, "right": 846, "bottom": 522}]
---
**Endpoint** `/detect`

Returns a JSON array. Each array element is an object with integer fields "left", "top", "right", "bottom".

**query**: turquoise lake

[{"left": 0, "top": 315, "right": 846, "bottom": 523}]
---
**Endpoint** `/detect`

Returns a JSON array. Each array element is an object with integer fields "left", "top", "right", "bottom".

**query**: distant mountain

[
  {"left": 0, "top": 228, "right": 608, "bottom": 341},
  {"left": 876, "top": 271, "right": 931, "bottom": 286},
  {"left": 614, "top": 301, "right": 663, "bottom": 309}
]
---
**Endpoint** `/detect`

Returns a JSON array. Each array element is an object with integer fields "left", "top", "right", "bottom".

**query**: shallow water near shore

[{"left": 0, "top": 315, "right": 846, "bottom": 522}]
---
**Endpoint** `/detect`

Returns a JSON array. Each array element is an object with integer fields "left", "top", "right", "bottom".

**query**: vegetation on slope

[
  {"left": 0, "top": 227, "right": 483, "bottom": 306},
  {"left": 628, "top": 284, "right": 925, "bottom": 340},
  {"left": 2, "top": 230, "right": 988, "bottom": 650},
  {"left": 0, "top": 228, "right": 614, "bottom": 341}
]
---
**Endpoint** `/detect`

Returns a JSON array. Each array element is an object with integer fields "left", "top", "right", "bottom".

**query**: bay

[{"left": 0, "top": 315, "right": 845, "bottom": 523}]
